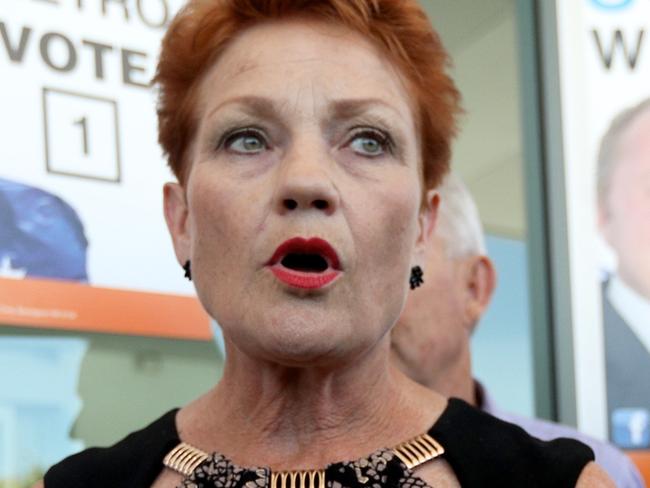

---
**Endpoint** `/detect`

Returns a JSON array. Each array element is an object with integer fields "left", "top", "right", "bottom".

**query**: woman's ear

[
  {"left": 415, "top": 188, "right": 440, "bottom": 254},
  {"left": 163, "top": 182, "right": 191, "bottom": 266}
]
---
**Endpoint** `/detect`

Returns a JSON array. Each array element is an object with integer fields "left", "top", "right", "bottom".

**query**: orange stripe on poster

[{"left": 0, "top": 277, "right": 211, "bottom": 340}]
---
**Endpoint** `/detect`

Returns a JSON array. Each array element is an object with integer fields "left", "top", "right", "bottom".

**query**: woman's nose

[{"left": 275, "top": 145, "right": 339, "bottom": 216}]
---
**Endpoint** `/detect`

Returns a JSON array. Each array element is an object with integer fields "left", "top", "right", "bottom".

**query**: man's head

[
  {"left": 391, "top": 174, "right": 496, "bottom": 398},
  {"left": 597, "top": 98, "right": 650, "bottom": 299}
]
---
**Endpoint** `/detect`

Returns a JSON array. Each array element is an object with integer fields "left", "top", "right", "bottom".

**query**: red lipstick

[{"left": 267, "top": 237, "right": 341, "bottom": 290}]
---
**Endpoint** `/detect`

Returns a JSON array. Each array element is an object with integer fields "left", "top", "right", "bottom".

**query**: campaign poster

[
  {"left": 555, "top": 0, "right": 650, "bottom": 463},
  {"left": 0, "top": 0, "right": 210, "bottom": 339}
]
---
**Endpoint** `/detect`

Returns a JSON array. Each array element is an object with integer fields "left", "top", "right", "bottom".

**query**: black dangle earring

[
  {"left": 409, "top": 265, "right": 423, "bottom": 290},
  {"left": 183, "top": 260, "right": 192, "bottom": 281}
]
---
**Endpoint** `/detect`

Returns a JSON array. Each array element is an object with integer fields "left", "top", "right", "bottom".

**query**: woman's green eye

[
  {"left": 225, "top": 130, "right": 267, "bottom": 154},
  {"left": 349, "top": 131, "right": 390, "bottom": 157}
]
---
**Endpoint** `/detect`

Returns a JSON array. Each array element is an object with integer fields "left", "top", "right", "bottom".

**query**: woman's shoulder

[
  {"left": 430, "top": 398, "right": 595, "bottom": 487},
  {"left": 43, "top": 408, "right": 180, "bottom": 488}
]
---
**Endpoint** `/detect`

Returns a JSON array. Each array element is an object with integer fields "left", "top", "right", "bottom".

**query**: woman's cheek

[
  {"left": 376, "top": 179, "right": 421, "bottom": 257},
  {"left": 351, "top": 179, "right": 420, "bottom": 312},
  {"left": 189, "top": 178, "right": 245, "bottom": 286}
]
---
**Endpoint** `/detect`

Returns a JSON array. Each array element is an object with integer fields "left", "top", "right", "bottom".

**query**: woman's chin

[
  {"left": 232, "top": 314, "right": 371, "bottom": 368},
  {"left": 260, "top": 327, "right": 356, "bottom": 367}
]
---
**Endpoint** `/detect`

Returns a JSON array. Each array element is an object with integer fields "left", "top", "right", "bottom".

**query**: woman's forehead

[{"left": 196, "top": 19, "right": 416, "bottom": 125}]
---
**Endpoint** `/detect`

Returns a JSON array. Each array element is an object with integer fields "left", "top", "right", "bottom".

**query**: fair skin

[
  {"left": 599, "top": 108, "right": 650, "bottom": 299},
  {"left": 35, "top": 18, "right": 612, "bottom": 488}
]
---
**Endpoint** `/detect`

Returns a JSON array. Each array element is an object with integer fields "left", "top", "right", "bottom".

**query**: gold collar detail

[{"left": 163, "top": 433, "right": 444, "bottom": 478}]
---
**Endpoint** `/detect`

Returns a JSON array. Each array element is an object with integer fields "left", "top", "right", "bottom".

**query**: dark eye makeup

[
  {"left": 216, "top": 127, "right": 269, "bottom": 154},
  {"left": 345, "top": 126, "right": 395, "bottom": 157}
]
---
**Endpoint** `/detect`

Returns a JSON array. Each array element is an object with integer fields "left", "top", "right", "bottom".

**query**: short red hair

[{"left": 154, "top": 0, "right": 461, "bottom": 191}]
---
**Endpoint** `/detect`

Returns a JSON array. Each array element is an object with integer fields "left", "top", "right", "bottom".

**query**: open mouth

[
  {"left": 281, "top": 253, "right": 329, "bottom": 273},
  {"left": 267, "top": 237, "right": 342, "bottom": 289}
]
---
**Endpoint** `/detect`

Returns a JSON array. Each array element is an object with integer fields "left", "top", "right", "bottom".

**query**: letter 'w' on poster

[
  {"left": 552, "top": 0, "right": 650, "bottom": 468},
  {"left": 0, "top": 0, "right": 209, "bottom": 339}
]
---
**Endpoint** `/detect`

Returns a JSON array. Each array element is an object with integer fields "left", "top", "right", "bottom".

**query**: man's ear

[
  {"left": 464, "top": 255, "right": 497, "bottom": 329},
  {"left": 163, "top": 182, "right": 191, "bottom": 266},
  {"left": 415, "top": 188, "right": 440, "bottom": 254}
]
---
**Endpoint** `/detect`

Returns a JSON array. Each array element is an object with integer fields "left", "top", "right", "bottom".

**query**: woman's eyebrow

[
  {"left": 327, "top": 98, "right": 406, "bottom": 123},
  {"left": 206, "top": 96, "right": 405, "bottom": 123},
  {"left": 206, "top": 96, "right": 280, "bottom": 122}
]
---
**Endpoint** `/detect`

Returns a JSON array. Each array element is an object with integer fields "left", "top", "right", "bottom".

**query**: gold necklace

[{"left": 163, "top": 433, "right": 444, "bottom": 484}]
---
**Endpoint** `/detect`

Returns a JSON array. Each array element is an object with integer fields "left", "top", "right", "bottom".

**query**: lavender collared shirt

[{"left": 477, "top": 382, "right": 645, "bottom": 487}]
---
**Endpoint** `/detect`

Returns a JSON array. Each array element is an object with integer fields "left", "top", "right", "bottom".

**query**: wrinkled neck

[{"left": 178, "top": 337, "right": 446, "bottom": 471}]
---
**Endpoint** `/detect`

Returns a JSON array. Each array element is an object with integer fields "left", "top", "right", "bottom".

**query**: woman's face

[{"left": 165, "top": 20, "right": 434, "bottom": 367}]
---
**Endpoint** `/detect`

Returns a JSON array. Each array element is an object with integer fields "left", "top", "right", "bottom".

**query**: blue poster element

[
  {"left": 590, "top": 0, "right": 635, "bottom": 10},
  {"left": 612, "top": 408, "right": 650, "bottom": 448},
  {"left": 0, "top": 178, "right": 88, "bottom": 281}
]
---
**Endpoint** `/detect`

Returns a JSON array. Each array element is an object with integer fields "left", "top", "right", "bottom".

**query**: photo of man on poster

[{"left": 597, "top": 97, "right": 650, "bottom": 450}]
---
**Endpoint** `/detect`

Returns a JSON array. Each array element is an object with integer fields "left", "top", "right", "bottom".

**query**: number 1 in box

[{"left": 43, "top": 88, "right": 121, "bottom": 183}]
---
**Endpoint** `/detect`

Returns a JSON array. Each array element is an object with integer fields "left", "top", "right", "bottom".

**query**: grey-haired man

[{"left": 391, "top": 174, "right": 644, "bottom": 487}]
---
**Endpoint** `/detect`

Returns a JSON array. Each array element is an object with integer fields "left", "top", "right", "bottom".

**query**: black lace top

[
  {"left": 179, "top": 449, "right": 429, "bottom": 488},
  {"left": 44, "top": 398, "right": 595, "bottom": 488}
]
